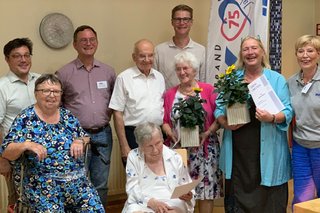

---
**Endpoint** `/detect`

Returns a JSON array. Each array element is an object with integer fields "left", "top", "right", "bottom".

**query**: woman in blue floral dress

[{"left": 1, "top": 74, "right": 104, "bottom": 213}]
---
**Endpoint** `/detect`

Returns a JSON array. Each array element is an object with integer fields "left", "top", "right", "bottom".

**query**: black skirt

[{"left": 224, "top": 99, "right": 288, "bottom": 213}]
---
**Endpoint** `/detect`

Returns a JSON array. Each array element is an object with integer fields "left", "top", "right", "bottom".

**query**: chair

[
  {"left": 14, "top": 137, "right": 91, "bottom": 213},
  {"left": 174, "top": 148, "right": 188, "bottom": 166}
]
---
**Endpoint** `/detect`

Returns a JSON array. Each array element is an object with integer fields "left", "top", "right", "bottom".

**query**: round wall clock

[{"left": 39, "top": 13, "right": 74, "bottom": 49}]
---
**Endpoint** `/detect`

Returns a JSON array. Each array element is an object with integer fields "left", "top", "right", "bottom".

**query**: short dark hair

[
  {"left": 3, "top": 38, "right": 33, "bottom": 58},
  {"left": 35, "top": 74, "right": 62, "bottom": 91},
  {"left": 73, "top": 25, "right": 97, "bottom": 42},
  {"left": 171, "top": 4, "right": 193, "bottom": 19}
]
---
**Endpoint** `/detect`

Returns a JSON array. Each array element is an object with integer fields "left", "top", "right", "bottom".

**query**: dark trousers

[{"left": 122, "top": 126, "right": 138, "bottom": 166}]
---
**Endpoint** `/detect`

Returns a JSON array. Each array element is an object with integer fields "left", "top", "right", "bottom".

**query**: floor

[{"left": 107, "top": 180, "right": 294, "bottom": 213}]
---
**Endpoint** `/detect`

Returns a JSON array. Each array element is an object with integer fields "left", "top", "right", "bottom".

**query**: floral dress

[
  {"left": 2, "top": 105, "right": 104, "bottom": 213},
  {"left": 171, "top": 91, "right": 223, "bottom": 200}
]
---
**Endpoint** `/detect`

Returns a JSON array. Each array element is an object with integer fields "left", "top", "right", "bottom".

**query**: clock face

[{"left": 39, "top": 13, "right": 74, "bottom": 49}]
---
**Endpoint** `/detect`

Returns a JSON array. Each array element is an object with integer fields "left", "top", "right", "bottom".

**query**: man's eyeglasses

[
  {"left": 78, "top": 37, "right": 97, "bottom": 44},
  {"left": 10, "top": 53, "right": 32, "bottom": 61},
  {"left": 172, "top": 17, "right": 192, "bottom": 24},
  {"left": 35, "top": 89, "right": 63, "bottom": 96},
  {"left": 137, "top": 54, "right": 154, "bottom": 61}
]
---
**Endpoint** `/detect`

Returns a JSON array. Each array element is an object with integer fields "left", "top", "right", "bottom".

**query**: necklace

[
  {"left": 178, "top": 83, "right": 198, "bottom": 96},
  {"left": 300, "top": 71, "right": 313, "bottom": 85}
]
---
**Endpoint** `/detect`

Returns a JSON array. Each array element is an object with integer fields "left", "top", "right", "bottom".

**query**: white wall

[
  {"left": 0, "top": 1, "right": 319, "bottom": 208},
  {"left": 0, "top": 0, "right": 210, "bottom": 75},
  {"left": 282, "top": 0, "right": 317, "bottom": 79}
]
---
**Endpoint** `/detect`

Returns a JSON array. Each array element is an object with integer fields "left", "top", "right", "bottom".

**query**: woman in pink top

[{"left": 162, "top": 51, "right": 223, "bottom": 213}]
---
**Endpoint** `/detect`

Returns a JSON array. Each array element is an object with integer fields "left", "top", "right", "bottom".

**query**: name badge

[
  {"left": 97, "top": 81, "right": 108, "bottom": 89},
  {"left": 301, "top": 82, "right": 313, "bottom": 94}
]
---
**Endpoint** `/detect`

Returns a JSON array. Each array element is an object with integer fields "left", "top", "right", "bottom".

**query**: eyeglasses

[
  {"left": 35, "top": 89, "right": 63, "bottom": 96},
  {"left": 296, "top": 48, "right": 318, "bottom": 57},
  {"left": 137, "top": 54, "right": 154, "bottom": 61},
  {"left": 143, "top": 141, "right": 163, "bottom": 153},
  {"left": 172, "top": 17, "right": 192, "bottom": 24},
  {"left": 10, "top": 53, "right": 32, "bottom": 61},
  {"left": 78, "top": 37, "right": 97, "bottom": 44},
  {"left": 241, "top": 35, "right": 261, "bottom": 42},
  {"left": 175, "top": 66, "right": 192, "bottom": 73}
]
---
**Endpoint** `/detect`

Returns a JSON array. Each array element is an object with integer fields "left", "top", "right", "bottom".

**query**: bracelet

[{"left": 272, "top": 114, "right": 276, "bottom": 123}]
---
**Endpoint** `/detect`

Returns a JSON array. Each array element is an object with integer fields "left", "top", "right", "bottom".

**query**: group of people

[
  {"left": 215, "top": 35, "right": 320, "bottom": 213},
  {"left": 0, "top": 3, "right": 319, "bottom": 213}
]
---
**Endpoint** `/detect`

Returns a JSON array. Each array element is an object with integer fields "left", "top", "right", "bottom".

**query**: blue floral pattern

[{"left": 2, "top": 105, "right": 104, "bottom": 212}]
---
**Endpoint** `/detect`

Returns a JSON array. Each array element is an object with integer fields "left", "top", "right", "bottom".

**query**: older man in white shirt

[{"left": 109, "top": 39, "right": 165, "bottom": 165}]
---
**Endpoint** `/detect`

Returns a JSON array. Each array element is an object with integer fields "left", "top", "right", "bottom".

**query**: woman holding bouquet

[
  {"left": 162, "top": 51, "right": 223, "bottom": 213},
  {"left": 214, "top": 36, "right": 293, "bottom": 213}
]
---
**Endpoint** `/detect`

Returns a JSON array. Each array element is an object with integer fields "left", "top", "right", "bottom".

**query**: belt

[{"left": 84, "top": 124, "right": 109, "bottom": 134}]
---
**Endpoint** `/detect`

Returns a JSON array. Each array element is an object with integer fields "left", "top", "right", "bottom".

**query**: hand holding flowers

[
  {"left": 214, "top": 64, "right": 250, "bottom": 107},
  {"left": 214, "top": 64, "right": 251, "bottom": 125},
  {"left": 172, "top": 87, "right": 207, "bottom": 131}
]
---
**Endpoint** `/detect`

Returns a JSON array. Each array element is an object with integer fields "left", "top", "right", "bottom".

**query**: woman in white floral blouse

[{"left": 122, "top": 122, "right": 194, "bottom": 213}]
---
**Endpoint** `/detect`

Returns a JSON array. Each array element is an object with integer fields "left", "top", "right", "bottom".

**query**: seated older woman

[
  {"left": 122, "top": 122, "right": 194, "bottom": 213},
  {"left": 1, "top": 74, "right": 104, "bottom": 212}
]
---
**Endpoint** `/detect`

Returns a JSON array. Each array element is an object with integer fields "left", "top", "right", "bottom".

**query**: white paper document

[
  {"left": 248, "top": 75, "right": 284, "bottom": 114},
  {"left": 170, "top": 176, "right": 203, "bottom": 199}
]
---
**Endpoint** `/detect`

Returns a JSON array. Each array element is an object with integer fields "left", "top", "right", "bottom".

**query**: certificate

[
  {"left": 248, "top": 75, "right": 284, "bottom": 114},
  {"left": 170, "top": 176, "right": 203, "bottom": 199}
]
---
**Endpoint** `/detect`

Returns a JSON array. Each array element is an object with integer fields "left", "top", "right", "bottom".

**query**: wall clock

[{"left": 39, "top": 13, "right": 74, "bottom": 49}]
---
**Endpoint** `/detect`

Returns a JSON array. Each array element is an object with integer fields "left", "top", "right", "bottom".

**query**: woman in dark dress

[{"left": 214, "top": 36, "right": 293, "bottom": 213}]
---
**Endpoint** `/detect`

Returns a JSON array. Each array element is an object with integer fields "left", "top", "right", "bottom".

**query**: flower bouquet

[
  {"left": 172, "top": 87, "right": 206, "bottom": 147},
  {"left": 214, "top": 65, "right": 250, "bottom": 125}
]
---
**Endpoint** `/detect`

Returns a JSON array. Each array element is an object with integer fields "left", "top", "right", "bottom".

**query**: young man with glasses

[
  {"left": 154, "top": 4, "right": 206, "bottom": 89},
  {"left": 0, "top": 37, "right": 40, "bottom": 212},
  {"left": 56, "top": 25, "right": 116, "bottom": 211}
]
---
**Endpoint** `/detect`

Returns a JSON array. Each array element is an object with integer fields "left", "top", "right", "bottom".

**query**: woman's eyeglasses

[{"left": 35, "top": 89, "right": 63, "bottom": 96}]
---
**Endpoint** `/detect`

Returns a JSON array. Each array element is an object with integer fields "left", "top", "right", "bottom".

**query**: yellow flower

[
  {"left": 192, "top": 87, "right": 203, "bottom": 92},
  {"left": 214, "top": 64, "right": 249, "bottom": 107},
  {"left": 226, "top": 64, "right": 235, "bottom": 75}
]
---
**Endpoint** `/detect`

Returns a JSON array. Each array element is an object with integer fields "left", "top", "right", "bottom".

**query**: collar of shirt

[
  {"left": 296, "top": 66, "right": 320, "bottom": 85},
  {"left": 75, "top": 58, "right": 101, "bottom": 70},
  {"left": 168, "top": 37, "right": 194, "bottom": 49},
  {"left": 132, "top": 66, "right": 156, "bottom": 79},
  {"left": 7, "top": 71, "right": 37, "bottom": 84}
]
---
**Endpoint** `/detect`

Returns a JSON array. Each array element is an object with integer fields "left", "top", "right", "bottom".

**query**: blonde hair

[
  {"left": 235, "top": 36, "right": 271, "bottom": 70},
  {"left": 295, "top": 35, "right": 320, "bottom": 54}
]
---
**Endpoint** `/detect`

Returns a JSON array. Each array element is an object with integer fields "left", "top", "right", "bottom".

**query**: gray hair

[
  {"left": 174, "top": 51, "right": 200, "bottom": 73},
  {"left": 134, "top": 122, "right": 163, "bottom": 147},
  {"left": 35, "top": 74, "right": 62, "bottom": 91}
]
